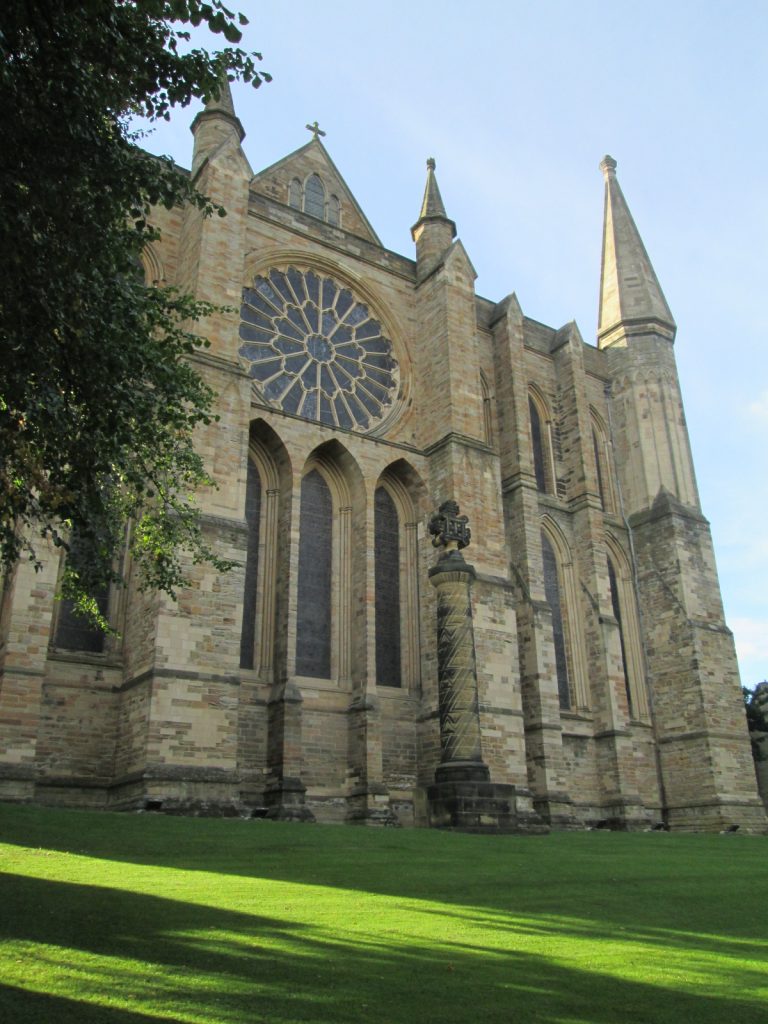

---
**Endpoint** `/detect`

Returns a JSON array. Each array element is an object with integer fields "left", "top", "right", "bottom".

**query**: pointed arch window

[
  {"left": 327, "top": 194, "right": 340, "bottom": 227},
  {"left": 481, "top": 373, "right": 494, "bottom": 447},
  {"left": 296, "top": 469, "right": 333, "bottom": 678},
  {"left": 607, "top": 557, "right": 632, "bottom": 715},
  {"left": 591, "top": 411, "right": 615, "bottom": 513},
  {"left": 52, "top": 537, "right": 110, "bottom": 653},
  {"left": 529, "top": 391, "right": 555, "bottom": 495},
  {"left": 304, "top": 174, "right": 325, "bottom": 219},
  {"left": 374, "top": 486, "right": 401, "bottom": 687},
  {"left": 288, "top": 178, "right": 302, "bottom": 210},
  {"left": 240, "top": 456, "right": 262, "bottom": 669},
  {"left": 529, "top": 397, "right": 546, "bottom": 491},
  {"left": 541, "top": 532, "right": 571, "bottom": 710},
  {"left": 605, "top": 541, "right": 648, "bottom": 719}
]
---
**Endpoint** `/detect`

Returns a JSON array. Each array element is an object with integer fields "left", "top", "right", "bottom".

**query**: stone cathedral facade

[{"left": 1, "top": 86, "right": 764, "bottom": 832}]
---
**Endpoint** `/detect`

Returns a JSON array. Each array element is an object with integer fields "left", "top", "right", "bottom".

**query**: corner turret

[
  {"left": 597, "top": 155, "right": 675, "bottom": 348},
  {"left": 190, "top": 76, "right": 246, "bottom": 177}
]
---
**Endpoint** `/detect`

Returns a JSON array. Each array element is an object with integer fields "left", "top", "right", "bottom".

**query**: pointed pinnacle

[
  {"left": 598, "top": 156, "right": 675, "bottom": 345},
  {"left": 191, "top": 72, "right": 245, "bottom": 145},
  {"left": 205, "top": 74, "right": 236, "bottom": 117},
  {"left": 419, "top": 157, "right": 448, "bottom": 220}
]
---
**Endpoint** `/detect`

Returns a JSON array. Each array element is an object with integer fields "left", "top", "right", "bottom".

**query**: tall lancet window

[
  {"left": 288, "top": 178, "right": 302, "bottom": 210},
  {"left": 529, "top": 396, "right": 548, "bottom": 493},
  {"left": 374, "top": 487, "right": 401, "bottom": 687},
  {"left": 593, "top": 429, "right": 606, "bottom": 509},
  {"left": 296, "top": 469, "right": 332, "bottom": 677},
  {"left": 591, "top": 411, "right": 615, "bottom": 513},
  {"left": 53, "top": 538, "right": 110, "bottom": 653},
  {"left": 541, "top": 531, "right": 571, "bottom": 710},
  {"left": 239, "top": 456, "right": 262, "bottom": 669},
  {"left": 328, "top": 194, "right": 340, "bottom": 227},
  {"left": 607, "top": 557, "right": 633, "bottom": 717},
  {"left": 304, "top": 174, "right": 325, "bottom": 219}
]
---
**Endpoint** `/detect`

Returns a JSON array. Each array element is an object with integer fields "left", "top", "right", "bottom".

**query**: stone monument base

[{"left": 427, "top": 776, "right": 548, "bottom": 834}]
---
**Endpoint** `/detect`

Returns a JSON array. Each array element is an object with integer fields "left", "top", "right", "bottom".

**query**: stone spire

[
  {"left": 597, "top": 155, "right": 675, "bottom": 348},
  {"left": 190, "top": 74, "right": 246, "bottom": 176},
  {"left": 411, "top": 158, "right": 457, "bottom": 274}
]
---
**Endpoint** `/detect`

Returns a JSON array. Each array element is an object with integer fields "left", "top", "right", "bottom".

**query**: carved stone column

[
  {"left": 428, "top": 502, "right": 488, "bottom": 783},
  {"left": 425, "top": 501, "right": 546, "bottom": 832}
]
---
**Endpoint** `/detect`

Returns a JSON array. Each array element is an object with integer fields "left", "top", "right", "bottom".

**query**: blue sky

[{"left": 138, "top": 1, "right": 768, "bottom": 685}]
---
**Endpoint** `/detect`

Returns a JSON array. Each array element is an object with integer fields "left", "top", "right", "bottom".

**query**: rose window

[{"left": 239, "top": 267, "right": 399, "bottom": 431}]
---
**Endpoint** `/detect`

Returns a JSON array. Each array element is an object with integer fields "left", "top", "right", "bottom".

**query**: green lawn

[{"left": 0, "top": 804, "right": 766, "bottom": 1023}]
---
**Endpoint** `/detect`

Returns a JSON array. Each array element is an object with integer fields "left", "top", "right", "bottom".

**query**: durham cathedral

[{"left": 1, "top": 84, "right": 764, "bottom": 833}]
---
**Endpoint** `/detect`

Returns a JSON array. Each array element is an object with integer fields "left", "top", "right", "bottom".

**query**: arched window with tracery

[
  {"left": 304, "top": 174, "right": 325, "bottom": 219},
  {"left": 374, "top": 486, "right": 401, "bottom": 687},
  {"left": 541, "top": 531, "right": 571, "bottom": 709},
  {"left": 296, "top": 468, "right": 333, "bottom": 678}
]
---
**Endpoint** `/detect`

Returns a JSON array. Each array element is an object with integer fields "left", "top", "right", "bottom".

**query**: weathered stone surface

[{"left": 0, "top": 103, "right": 762, "bottom": 834}]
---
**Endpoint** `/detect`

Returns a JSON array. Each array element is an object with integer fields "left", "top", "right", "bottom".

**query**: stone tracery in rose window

[{"left": 239, "top": 267, "right": 399, "bottom": 431}]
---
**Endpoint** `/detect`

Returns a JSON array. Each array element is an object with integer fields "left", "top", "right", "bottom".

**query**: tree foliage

[
  {"left": 743, "top": 685, "right": 768, "bottom": 763},
  {"left": 0, "top": 1, "right": 270, "bottom": 622}
]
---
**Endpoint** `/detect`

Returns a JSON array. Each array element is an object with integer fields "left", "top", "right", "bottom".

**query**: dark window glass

[
  {"left": 304, "top": 174, "right": 325, "bottom": 219},
  {"left": 541, "top": 533, "right": 570, "bottom": 709},
  {"left": 289, "top": 178, "right": 302, "bottom": 209},
  {"left": 296, "top": 470, "right": 332, "bottom": 677},
  {"left": 529, "top": 397, "right": 547, "bottom": 493},
  {"left": 608, "top": 558, "right": 633, "bottom": 716},
  {"left": 328, "top": 195, "right": 340, "bottom": 226},
  {"left": 593, "top": 429, "right": 606, "bottom": 509},
  {"left": 239, "top": 457, "right": 262, "bottom": 669},
  {"left": 375, "top": 488, "right": 401, "bottom": 687},
  {"left": 54, "top": 539, "right": 109, "bottom": 653}
]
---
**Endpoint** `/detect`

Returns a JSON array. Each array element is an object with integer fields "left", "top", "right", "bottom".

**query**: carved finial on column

[{"left": 428, "top": 499, "right": 471, "bottom": 556}]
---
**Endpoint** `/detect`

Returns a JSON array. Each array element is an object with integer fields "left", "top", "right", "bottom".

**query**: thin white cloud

[{"left": 747, "top": 389, "right": 768, "bottom": 424}]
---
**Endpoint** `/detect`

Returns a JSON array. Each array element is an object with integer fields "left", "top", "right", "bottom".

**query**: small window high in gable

[
  {"left": 288, "top": 177, "right": 302, "bottom": 210},
  {"left": 287, "top": 174, "right": 341, "bottom": 227},
  {"left": 304, "top": 174, "right": 325, "bottom": 219}
]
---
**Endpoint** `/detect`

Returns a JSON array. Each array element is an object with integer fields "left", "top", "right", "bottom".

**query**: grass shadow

[{"left": 1, "top": 871, "right": 767, "bottom": 1024}]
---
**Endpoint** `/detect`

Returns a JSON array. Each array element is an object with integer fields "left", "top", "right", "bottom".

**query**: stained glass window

[
  {"left": 296, "top": 470, "right": 332, "bottom": 678},
  {"left": 239, "top": 267, "right": 399, "bottom": 432},
  {"left": 304, "top": 174, "right": 325, "bottom": 219},
  {"left": 375, "top": 487, "right": 401, "bottom": 687},
  {"left": 541, "top": 532, "right": 570, "bottom": 710}
]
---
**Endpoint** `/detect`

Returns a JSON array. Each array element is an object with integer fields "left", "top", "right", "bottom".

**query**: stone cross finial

[
  {"left": 428, "top": 500, "right": 471, "bottom": 552},
  {"left": 305, "top": 121, "right": 326, "bottom": 140},
  {"left": 427, "top": 157, "right": 436, "bottom": 171}
]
